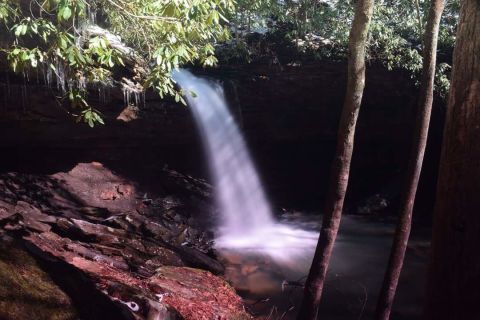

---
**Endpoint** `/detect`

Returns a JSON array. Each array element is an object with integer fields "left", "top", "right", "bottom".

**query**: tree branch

[{"left": 105, "top": 0, "right": 179, "bottom": 23}]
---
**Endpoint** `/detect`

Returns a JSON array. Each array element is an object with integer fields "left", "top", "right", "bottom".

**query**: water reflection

[{"left": 218, "top": 214, "right": 429, "bottom": 320}]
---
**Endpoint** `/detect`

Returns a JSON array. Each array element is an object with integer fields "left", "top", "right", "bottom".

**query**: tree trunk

[
  {"left": 297, "top": 1, "right": 375, "bottom": 319},
  {"left": 375, "top": 1, "right": 445, "bottom": 319},
  {"left": 425, "top": 1, "right": 480, "bottom": 319}
]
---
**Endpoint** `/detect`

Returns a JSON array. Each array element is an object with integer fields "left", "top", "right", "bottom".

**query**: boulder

[{"left": 0, "top": 163, "right": 249, "bottom": 320}]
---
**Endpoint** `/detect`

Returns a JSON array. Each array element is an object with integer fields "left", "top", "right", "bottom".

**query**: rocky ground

[{"left": 0, "top": 162, "right": 251, "bottom": 320}]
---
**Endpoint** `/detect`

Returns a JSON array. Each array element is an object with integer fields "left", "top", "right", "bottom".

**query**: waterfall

[
  {"left": 173, "top": 69, "right": 274, "bottom": 236},
  {"left": 173, "top": 69, "right": 318, "bottom": 264}
]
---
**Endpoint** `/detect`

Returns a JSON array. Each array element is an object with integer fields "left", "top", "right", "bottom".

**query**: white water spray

[{"left": 173, "top": 69, "right": 318, "bottom": 265}]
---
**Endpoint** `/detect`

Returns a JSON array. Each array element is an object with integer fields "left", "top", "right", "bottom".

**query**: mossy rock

[{"left": 0, "top": 239, "right": 79, "bottom": 320}]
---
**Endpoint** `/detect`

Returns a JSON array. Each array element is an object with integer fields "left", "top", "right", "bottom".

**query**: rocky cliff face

[
  {"left": 0, "top": 62, "right": 443, "bottom": 146},
  {"left": 0, "top": 61, "right": 444, "bottom": 210}
]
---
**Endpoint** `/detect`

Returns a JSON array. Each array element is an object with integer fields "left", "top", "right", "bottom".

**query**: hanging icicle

[{"left": 121, "top": 78, "right": 144, "bottom": 107}]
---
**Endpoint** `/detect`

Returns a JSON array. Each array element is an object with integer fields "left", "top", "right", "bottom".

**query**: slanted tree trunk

[
  {"left": 297, "top": 0, "right": 374, "bottom": 319},
  {"left": 426, "top": 1, "right": 480, "bottom": 319},
  {"left": 375, "top": 1, "right": 445, "bottom": 319}
]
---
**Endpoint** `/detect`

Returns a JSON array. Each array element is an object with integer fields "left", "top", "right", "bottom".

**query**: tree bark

[
  {"left": 375, "top": 1, "right": 445, "bottom": 319},
  {"left": 297, "top": 1, "right": 374, "bottom": 319},
  {"left": 425, "top": 1, "right": 480, "bottom": 319}
]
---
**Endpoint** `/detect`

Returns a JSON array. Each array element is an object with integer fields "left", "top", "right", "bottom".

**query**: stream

[
  {"left": 218, "top": 213, "right": 429, "bottom": 320},
  {"left": 174, "top": 69, "right": 429, "bottom": 320}
]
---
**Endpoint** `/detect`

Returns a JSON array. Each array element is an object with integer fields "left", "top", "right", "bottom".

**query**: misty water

[
  {"left": 173, "top": 69, "right": 319, "bottom": 261},
  {"left": 173, "top": 69, "right": 429, "bottom": 319}
]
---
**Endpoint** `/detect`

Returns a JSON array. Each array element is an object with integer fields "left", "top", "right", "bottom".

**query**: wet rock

[
  {"left": 1, "top": 201, "right": 57, "bottom": 233},
  {"left": 159, "top": 196, "right": 184, "bottom": 211},
  {"left": 357, "top": 194, "right": 390, "bottom": 214},
  {"left": 145, "top": 254, "right": 183, "bottom": 269},
  {"left": 24, "top": 231, "right": 245, "bottom": 320},
  {"left": 161, "top": 169, "right": 212, "bottom": 199},
  {"left": 355, "top": 177, "right": 401, "bottom": 215},
  {"left": 100, "top": 190, "right": 119, "bottom": 200},
  {"left": 19, "top": 214, "right": 52, "bottom": 233},
  {"left": 0, "top": 163, "right": 246, "bottom": 319},
  {"left": 141, "top": 220, "right": 173, "bottom": 240},
  {"left": 146, "top": 299, "right": 183, "bottom": 320},
  {"left": 79, "top": 206, "right": 111, "bottom": 219},
  {"left": 123, "top": 212, "right": 144, "bottom": 230},
  {"left": 0, "top": 200, "right": 14, "bottom": 221},
  {"left": 149, "top": 267, "right": 251, "bottom": 320},
  {"left": 71, "top": 218, "right": 126, "bottom": 243},
  {"left": 52, "top": 163, "right": 139, "bottom": 213},
  {"left": 117, "top": 105, "right": 141, "bottom": 122},
  {"left": 174, "top": 245, "right": 225, "bottom": 275},
  {"left": 65, "top": 242, "right": 130, "bottom": 271}
]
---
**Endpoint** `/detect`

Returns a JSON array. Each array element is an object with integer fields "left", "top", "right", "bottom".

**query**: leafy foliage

[
  {"left": 224, "top": 0, "right": 458, "bottom": 96},
  {"left": 0, "top": 0, "right": 233, "bottom": 126},
  {"left": 0, "top": 0, "right": 460, "bottom": 126}
]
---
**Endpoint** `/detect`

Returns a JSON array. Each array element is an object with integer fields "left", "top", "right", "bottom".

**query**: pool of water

[{"left": 216, "top": 213, "right": 430, "bottom": 320}]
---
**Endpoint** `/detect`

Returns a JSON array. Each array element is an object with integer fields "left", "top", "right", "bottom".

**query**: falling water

[
  {"left": 173, "top": 69, "right": 319, "bottom": 265},
  {"left": 172, "top": 70, "right": 428, "bottom": 320},
  {"left": 173, "top": 69, "right": 274, "bottom": 234}
]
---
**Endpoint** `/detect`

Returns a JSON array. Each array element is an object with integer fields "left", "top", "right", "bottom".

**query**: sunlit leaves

[
  {"left": 81, "top": 108, "right": 105, "bottom": 127},
  {"left": 228, "top": 0, "right": 457, "bottom": 92},
  {"left": 0, "top": 0, "right": 18, "bottom": 25},
  {"left": 8, "top": 47, "right": 45, "bottom": 71},
  {"left": 92, "top": 0, "right": 234, "bottom": 101},
  {"left": 0, "top": 0, "right": 234, "bottom": 127},
  {"left": 52, "top": 0, "right": 86, "bottom": 22}
]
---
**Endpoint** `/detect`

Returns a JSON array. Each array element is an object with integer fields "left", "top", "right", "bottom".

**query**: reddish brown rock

[
  {"left": 0, "top": 163, "right": 248, "bottom": 320},
  {"left": 52, "top": 163, "right": 139, "bottom": 213},
  {"left": 117, "top": 105, "right": 141, "bottom": 122},
  {"left": 24, "top": 232, "right": 249, "bottom": 320}
]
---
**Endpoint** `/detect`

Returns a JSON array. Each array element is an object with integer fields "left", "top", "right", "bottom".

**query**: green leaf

[{"left": 60, "top": 6, "right": 72, "bottom": 21}]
